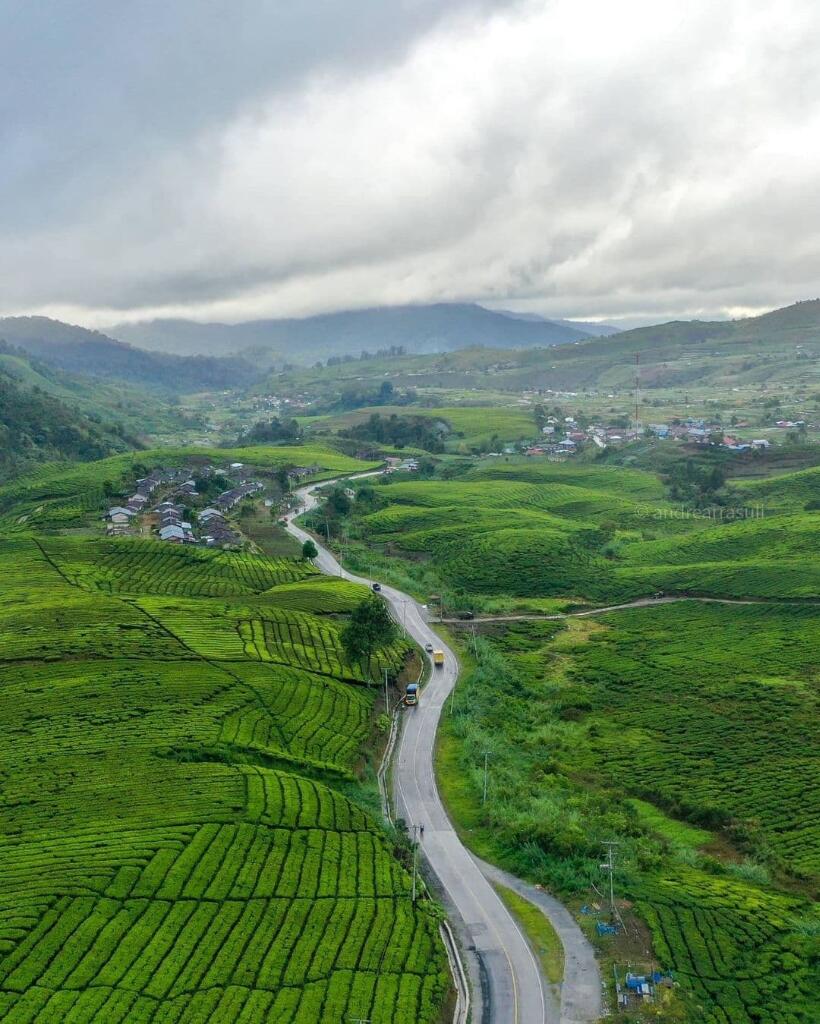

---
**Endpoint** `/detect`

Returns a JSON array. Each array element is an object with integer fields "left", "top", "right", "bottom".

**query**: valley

[{"left": 0, "top": 300, "right": 818, "bottom": 1024}]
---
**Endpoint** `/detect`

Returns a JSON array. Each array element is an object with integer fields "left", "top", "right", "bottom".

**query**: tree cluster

[{"left": 339, "top": 412, "right": 445, "bottom": 452}]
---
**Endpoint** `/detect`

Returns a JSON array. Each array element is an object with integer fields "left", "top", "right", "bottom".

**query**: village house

[{"left": 159, "top": 525, "right": 186, "bottom": 543}]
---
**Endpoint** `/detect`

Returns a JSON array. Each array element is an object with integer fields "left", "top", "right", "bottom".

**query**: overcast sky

[{"left": 2, "top": 0, "right": 819, "bottom": 329}]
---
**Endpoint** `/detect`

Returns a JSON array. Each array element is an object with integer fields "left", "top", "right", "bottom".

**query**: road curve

[{"left": 283, "top": 475, "right": 552, "bottom": 1024}]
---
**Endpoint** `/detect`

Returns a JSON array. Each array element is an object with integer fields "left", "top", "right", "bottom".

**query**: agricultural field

[
  {"left": 349, "top": 461, "right": 820, "bottom": 604},
  {"left": 438, "top": 608, "right": 819, "bottom": 1024},
  {"left": 303, "top": 403, "right": 536, "bottom": 450},
  {"left": 341, "top": 456, "right": 820, "bottom": 1023},
  {"left": 0, "top": 453, "right": 449, "bottom": 1023}
]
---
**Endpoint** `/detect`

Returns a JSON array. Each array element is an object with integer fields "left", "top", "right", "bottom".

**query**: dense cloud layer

[{"left": 2, "top": 0, "right": 819, "bottom": 327}]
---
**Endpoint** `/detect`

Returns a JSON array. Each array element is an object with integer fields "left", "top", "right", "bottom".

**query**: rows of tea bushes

[
  {"left": 0, "top": 447, "right": 448, "bottom": 1023},
  {"left": 355, "top": 462, "right": 819, "bottom": 601},
  {"left": 568, "top": 602, "right": 820, "bottom": 880},
  {"left": 400, "top": 462, "right": 820, "bottom": 1024},
  {"left": 441, "top": 616, "right": 818, "bottom": 1023}
]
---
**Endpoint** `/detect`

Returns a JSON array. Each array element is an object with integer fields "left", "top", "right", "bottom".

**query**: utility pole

[
  {"left": 384, "top": 667, "right": 390, "bottom": 713},
  {"left": 601, "top": 841, "right": 619, "bottom": 918},
  {"left": 471, "top": 622, "right": 478, "bottom": 659},
  {"left": 634, "top": 353, "right": 641, "bottom": 434},
  {"left": 482, "top": 752, "right": 490, "bottom": 806}
]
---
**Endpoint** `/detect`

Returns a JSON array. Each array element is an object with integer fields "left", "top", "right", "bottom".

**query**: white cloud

[{"left": 3, "top": 0, "right": 820, "bottom": 326}]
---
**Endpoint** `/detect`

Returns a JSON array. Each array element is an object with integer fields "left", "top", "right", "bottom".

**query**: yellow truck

[{"left": 432, "top": 650, "right": 445, "bottom": 668}]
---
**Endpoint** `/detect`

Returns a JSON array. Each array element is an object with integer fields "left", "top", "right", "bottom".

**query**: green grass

[
  {"left": 305, "top": 403, "right": 536, "bottom": 449},
  {"left": 491, "top": 883, "right": 564, "bottom": 986},
  {"left": 626, "top": 800, "right": 713, "bottom": 851},
  {"left": 0, "top": 453, "right": 449, "bottom": 1022}
]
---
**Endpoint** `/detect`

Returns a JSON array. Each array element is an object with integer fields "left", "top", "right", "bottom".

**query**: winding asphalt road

[{"left": 283, "top": 475, "right": 602, "bottom": 1024}]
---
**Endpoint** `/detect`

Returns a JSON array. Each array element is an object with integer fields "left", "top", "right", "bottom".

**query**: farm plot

[
  {"left": 137, "top": 595, "right": 409, "bottom": 682},
  {"left": 440, "top": 608, "right": 819, "bottom": 1024},
  {"left": 0, "top": 771, "right": 447, "bottom": 1024},
  {"left": 0, "top": 476, "right": 448, "bottom": 1023},
  {"left": 566, "top": 602, "right": 820, "bottom": 880},
  {"left": 636, "top": 870, "right": 817, "bottom": 1024},
  {"left": 44, "top": 537, "right": 319, "bottom": 597}
]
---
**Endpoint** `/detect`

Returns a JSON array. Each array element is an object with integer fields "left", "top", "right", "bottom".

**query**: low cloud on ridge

[{"left": 2, "top": 0, "right": 819, "bottom": 329}]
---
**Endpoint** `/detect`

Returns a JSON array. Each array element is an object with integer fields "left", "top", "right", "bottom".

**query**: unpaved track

[
  {"left": 439, "top": 594, "right": 805, "bottom": 625},
  {"left": 284, "top": 474, "right": 601, "bottom": 1024}
]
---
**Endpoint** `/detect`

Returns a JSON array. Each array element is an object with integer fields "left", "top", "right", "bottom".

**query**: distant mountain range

[
  {"left": 3, "top": 299, "right": 818, "bottom": 398},
  {"left": 108, "top": 303, "right": 620, "bottom": 359},
  {"left": 491, "top": 309, "right": 620, "bottom": 337},
  {"left": 271, "top": 299, "right": 820, "bottom": 394}
]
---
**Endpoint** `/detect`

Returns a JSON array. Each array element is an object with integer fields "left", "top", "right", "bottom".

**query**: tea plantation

[
  {"left": 356, "top": 461, "right": 820, "bottom": 602},
  {"left": 0, "top": 454, "right": 449, "bottom": 1022},
  {"left": 349, "top": 460, "right": 820, "bottom": 1024}
]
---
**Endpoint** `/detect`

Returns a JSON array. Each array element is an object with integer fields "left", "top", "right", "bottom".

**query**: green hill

[
  {"left": 351, "top": 460, "right": 820, "bottom": 603},
  {"left": 0, "top": 450, "right": 449, "bottom": 1022},
  {"left": 274, "top": 298, "right": 820, "bottom": 398},
  {"left": 0, "top": 317, "right": 259, "bottom": 391},
  {"left": 0, "top": 361, "right": 136, "bottom": 480}
]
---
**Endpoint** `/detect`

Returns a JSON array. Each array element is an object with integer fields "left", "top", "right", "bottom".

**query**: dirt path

[{"left": 439, "top": 594, "right": 811, "bottom": 624}]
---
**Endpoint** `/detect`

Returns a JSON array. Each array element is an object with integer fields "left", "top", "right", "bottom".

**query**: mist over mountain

[
  {"left": 108, "top": 303, "right": 604, "bottom": 360},
  {"left": 492, "top": 310, "right": 620, "bottom": 337}
]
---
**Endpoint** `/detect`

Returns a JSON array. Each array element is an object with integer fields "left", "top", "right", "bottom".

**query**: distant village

[{"left": 513, "top": 414, "right": 777, "bottom": 459}]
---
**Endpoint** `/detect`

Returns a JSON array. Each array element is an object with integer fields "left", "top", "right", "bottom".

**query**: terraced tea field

[
  {"left": 0, "top": 453, "right": 449, "bottom": 1022},
  {"left": 358, "top": 461, "right": 820, "bottom": 601},
  {"left": 356, "top": 461, "right": 820, "bottom": 1024}
]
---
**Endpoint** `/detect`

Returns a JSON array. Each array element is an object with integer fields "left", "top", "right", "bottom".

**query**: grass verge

[{"left": 492, "top": 882, "right": 564, "bottom": 986}]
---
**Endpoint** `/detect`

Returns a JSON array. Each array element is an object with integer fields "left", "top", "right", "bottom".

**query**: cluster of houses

[
  {"left": 385, "top": 456, "right": 420, "bottom": 473},
  {"left": 500, "top": 414, "right": 779, "bottom": 460},
  {"left": 105, "top": 465, "right": 265, "bottom": 548},
  {"left": 105, "top": 468, "right": 188, "bottom": 536},
  {"left": 286, "top": 465, "right": 322, "bottom": 483},
  {"left": 664, "top": 419, "right": 773, "bottom": 451},
  {"left": 520, "top": 416, "right": 640, "bottom": 458},
  {"left": 155, "top": 500, "right": 194, "bottom": 543},
  {"left": 197, "top": 479, "right": 264, "bottom": 546}
]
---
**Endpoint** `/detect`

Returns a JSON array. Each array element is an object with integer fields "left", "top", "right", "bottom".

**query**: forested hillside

[
  {"left": 0, "top": 317, "right": 258, "bottom": 391},
  {"left": 0, "top": 366, "right": 135, "bottom": 480}
]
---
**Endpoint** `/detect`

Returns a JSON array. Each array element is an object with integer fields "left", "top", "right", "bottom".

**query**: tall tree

[{"left": 341, "top": 595, "right": 398, "bottom": 682}]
